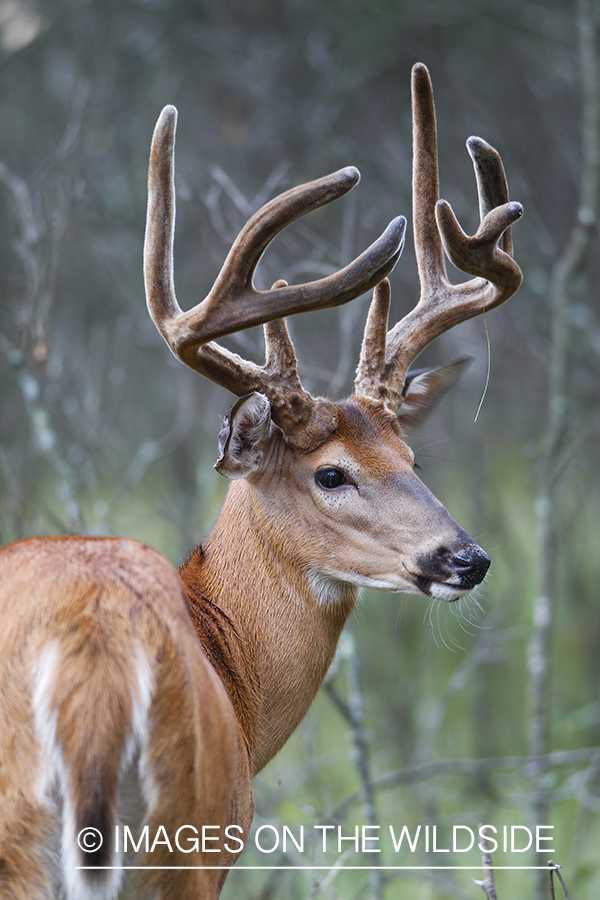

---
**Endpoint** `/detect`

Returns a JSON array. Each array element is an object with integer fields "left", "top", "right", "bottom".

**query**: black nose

[{"left": 448, "top": 545, "right": 490, "bottom": 588}]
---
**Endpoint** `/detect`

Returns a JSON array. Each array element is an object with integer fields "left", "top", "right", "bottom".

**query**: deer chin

[{"left": 415, "top": 576, "right": 471, "bottom": 603}]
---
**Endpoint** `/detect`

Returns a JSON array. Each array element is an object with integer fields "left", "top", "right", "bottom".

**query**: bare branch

[
  {"left": 472, "top": 835, "right": 498, "bottom": 900},
  {"left": 548, "top": 861, "right": 571, "bottom": 900}
]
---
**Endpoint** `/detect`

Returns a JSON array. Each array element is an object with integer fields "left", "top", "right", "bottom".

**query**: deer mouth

[
  {"left": 415, "top": 575, "right": 469, "bottom": 603},
  {"left": 413, "top": 543, "right": 491, "bottom": 602}
]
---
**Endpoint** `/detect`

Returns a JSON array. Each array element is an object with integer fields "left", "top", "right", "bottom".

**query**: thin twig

[
  {"left": 548, "top": 861, "right": 571, "bottom": 900},
  {"left": 549, "top": 862, "right": 556, "bottom": 900},
  {"left": 324, "top": 632, "right": 383, "bottom": 900}
]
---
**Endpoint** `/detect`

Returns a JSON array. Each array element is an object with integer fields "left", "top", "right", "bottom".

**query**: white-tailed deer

[{"left": 0, "top": 64, "right": 522, "bottom": 899}]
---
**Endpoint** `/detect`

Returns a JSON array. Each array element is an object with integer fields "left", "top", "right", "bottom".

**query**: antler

[
  {"left": 144, "top": 105, "right": 406, "bottom": 444},
  {"left": 354, "top": 63, "right": 523, "bottom": 411}
]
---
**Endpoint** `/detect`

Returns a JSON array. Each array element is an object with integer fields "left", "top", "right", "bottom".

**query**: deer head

[{"left": 144, "top": 63, "right": 522, "bottom": 608}]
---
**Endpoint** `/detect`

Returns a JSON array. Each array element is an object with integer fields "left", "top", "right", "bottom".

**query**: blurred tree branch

[
  {"left": 324, "top": 631, "right": 383, "bottom": 900},
  {"left": 330, "top": 745, "right": 600, "bottom": 821},
  {"left": 0, "top": 89, "right": 88, "bottom": 535},
  {"left": 529, "top": 2, "right": 600, "bottom": 897},
  {"left": 472, "top": 840, "right": 498, "bottom": 900}
]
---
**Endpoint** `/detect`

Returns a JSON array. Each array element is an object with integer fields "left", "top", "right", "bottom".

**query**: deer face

[
  {"left": 301, "top": 398, "right": 489, "bottom": 602},
  {"left": 216, "top": 390, "right": 489, "bottom": 604}
]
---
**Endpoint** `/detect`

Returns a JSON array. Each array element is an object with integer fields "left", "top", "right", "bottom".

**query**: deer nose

[{"left": 448, "top": 545, "right": 490, "bottom": 588}]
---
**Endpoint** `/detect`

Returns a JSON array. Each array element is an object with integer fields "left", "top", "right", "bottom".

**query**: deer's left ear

[
  {"left": 397, "top": 357, "right": 472, "bottom": 431},
  {"left": 214, "top": 392, "right": 273, "bottom": 479}
]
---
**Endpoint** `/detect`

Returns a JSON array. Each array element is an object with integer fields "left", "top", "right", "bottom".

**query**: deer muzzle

[{"left": 415, "top": 538, "right": 491, "bottom": 602}]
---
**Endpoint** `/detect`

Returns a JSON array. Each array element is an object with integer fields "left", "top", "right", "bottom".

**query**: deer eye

[{"left": 315, "top": 467, "right": 347, "bottom": 490}]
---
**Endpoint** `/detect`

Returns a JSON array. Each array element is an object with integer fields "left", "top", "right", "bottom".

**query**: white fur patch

[
  {"left": 32, "top": 641, "right": 123, "bottom": 900},
  {"left": 128, "top": 644, "right": 157, "bottom": 816},
  {"left": 32, "top": 641, "right": 61, "bottom": 802},
  {"left": 32, "top": 641, "right": 156, "bottom": 900},
  {"left": 307, "top": 568, "right": 362, "bottom": 606}
]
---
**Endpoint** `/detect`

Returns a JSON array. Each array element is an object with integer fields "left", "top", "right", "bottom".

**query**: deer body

[
  {"left": 0, "top": 65, "right": 522, "bottom": 899},
  {"left": 0, "top": 396, "right": 487, "bottom": 900}
]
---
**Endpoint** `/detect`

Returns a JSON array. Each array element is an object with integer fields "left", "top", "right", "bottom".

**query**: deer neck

[{"left": 180, "top": 478, "right": 358, "bottom": 774}]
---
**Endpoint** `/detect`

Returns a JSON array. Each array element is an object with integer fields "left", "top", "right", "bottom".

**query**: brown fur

[
  {"left": 0, "top": 537, "right": 239, "bottom": 899},
  {"left": 0, "top": 394, "right": 484, "bottom": 900}
]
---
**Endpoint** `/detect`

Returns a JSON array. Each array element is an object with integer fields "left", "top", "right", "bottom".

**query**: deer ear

[
  {"left": 214, "top": 393, "right": 273, "bottom": 479},
  {"left": 397, "top": 357, "right": 472, "bottom": 431}
]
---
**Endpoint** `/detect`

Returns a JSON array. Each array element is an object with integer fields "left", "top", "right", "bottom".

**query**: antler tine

[
  {"left": 411, "top": 61, "right": 447, "bottom": 297},
  {"left": 356, "top": 63, "right": 523, "bottom": 410},
  {"left": 354, "top": 278, "right": 392, "bottom": 404},
  {"left": 466, "top": 136, "right": 514, "bottom": 255},
  {"left": 144, "top": 104, "right": 406, "bottom": 367},
  {"left": 144, "top": 105, "right": 180, "bottom": 329}
]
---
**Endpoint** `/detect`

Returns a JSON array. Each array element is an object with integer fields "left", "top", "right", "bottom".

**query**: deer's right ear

[{"left": 214, "top": 393, "right": 273, "bottom": 479}]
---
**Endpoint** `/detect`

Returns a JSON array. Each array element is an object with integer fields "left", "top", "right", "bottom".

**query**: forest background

[{"left": 0, "top": 1, "right": 598, "bottom": 898}]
